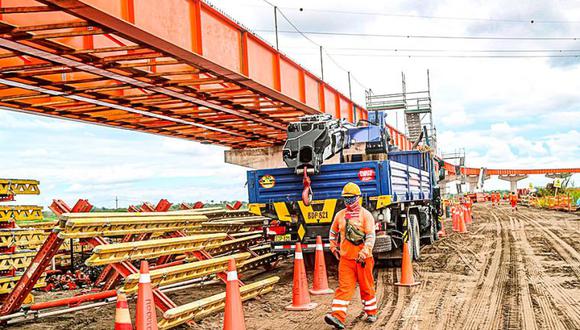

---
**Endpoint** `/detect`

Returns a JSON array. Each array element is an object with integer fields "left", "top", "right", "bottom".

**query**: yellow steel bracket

[
  {"left": 0, "top": 206, "right": 43, "bottom": 222},
  {"left": 238, "top": 253, "right": 277, "bottom": 273},
  {"left": 0, "top": 179, "right": 40, "bottom": 196},
  {"left": 85, "top": 234, "right": 226, "bottom": 266},
  {"left": 0, "top": 275, "right": 46, "bottom": 295},
  {"left": 0, "top": 230, "right": 47, "bottom": 248},
  {"left": 373, "top": 195, "right": 392, "bottom": 209},
  {"left": 158, "top": 276, "right": 280, "bottom": 330},
  {"left": 204, "top": 234, "right": 262, "bottom": 256},
  {"left": 0, "top": 251, "right": 37, "bottom": 271}
]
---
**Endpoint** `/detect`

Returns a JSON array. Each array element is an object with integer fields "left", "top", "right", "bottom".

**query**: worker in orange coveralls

[
  {"left": 509, "top": 192, "right": 518, "bottom": 212},
  {"left": 325, "top": 182, "right": 377, "bottom": 329}
]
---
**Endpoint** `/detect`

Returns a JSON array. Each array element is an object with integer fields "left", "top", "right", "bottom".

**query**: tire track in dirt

[
  {"left": 457, "top": 207, "right": 505, "bottom": 330},
  {"left": 509, "top": 215, "right": 537, "bottom": 330},
  {"left": 513, "top": 211, "right": 580, "bottom": 329}
]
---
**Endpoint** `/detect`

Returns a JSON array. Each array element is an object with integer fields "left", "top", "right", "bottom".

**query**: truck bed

[{"left": 248, "top": 151, "right": 432, "bottom": 204}]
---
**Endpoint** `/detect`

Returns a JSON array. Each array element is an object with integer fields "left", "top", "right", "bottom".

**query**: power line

[
  {"left": 324, "top": 47, "right": 580, "bottom": 53},
  {"left": 274, "top": 6, "right": 580, "bottom": 25},
  {"left": 323, "top": 53, "right": 580, "bottom": 59},
  {"left": 260, "top": 0, "right": 369, "bottom": 90},
  {"left": 257, "top": 29, "right": 580, "bottom": 41}
]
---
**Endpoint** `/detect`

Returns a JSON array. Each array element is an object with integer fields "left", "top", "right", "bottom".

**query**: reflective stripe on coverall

[{"left": 329, "top": 208, "right": 376, "bottom": 323}]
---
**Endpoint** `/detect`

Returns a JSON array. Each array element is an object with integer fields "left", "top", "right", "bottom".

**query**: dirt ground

[{"left": 8, "top": 203, "right": 580, "bottom": 330}]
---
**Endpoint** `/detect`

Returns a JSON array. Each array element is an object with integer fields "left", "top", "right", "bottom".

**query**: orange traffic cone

[
  {"left": 457, "top": 209, "right": 468, "bottom": 233},
  {"left": 463, "top": 206, "right": 472, "bottom": 224},
  {"left": 395, "top": 240, "right": 420, "bottom": 287},
  {"left": 286, "top": 243, "right": 318, "bottom": 311},
  {"left": 115, "top": 292, "right": 133, "bottom": 330},
  {"left": 437, "top": 217, "right": 446, "bottom": 238},
  {"left": 309, "top": 236, "right": 333, "bottom": 295},
  {"left": 136, "top": 261, "right": 158, "bottom": 330},
  {"left": 223, "top": 258, "right": 246, "bottom": 330}
]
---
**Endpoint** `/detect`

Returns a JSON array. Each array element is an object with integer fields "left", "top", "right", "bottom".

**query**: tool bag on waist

[{"left": 345, "top": 218, "right": 366, "bottom": 246}]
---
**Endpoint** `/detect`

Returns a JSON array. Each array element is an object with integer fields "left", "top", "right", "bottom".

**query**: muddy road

[{"left": 9, "top": 204, "right": 580, "bottom": 330}]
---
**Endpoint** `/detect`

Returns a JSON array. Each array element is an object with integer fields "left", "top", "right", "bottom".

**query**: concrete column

[
  {"left": 498, "top": 174, "right": 528, "bottom": 192},
  {"left": 466, "top": 175, "right": 479, "bottom": 192}
]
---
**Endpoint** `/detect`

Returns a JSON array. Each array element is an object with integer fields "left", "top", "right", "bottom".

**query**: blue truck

[{"left": 247, "top": 114, "right": 441, "bottom": 265}]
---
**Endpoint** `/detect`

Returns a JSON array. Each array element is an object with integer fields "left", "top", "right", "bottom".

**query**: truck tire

[{"left": 408, "top": 214, "right": 421, "bottom": 261}]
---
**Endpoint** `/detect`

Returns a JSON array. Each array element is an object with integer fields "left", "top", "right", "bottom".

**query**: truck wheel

[
  {"left": 408, "top": 214, "right": 421, "bottom": 261},
  {"left": 420, "top": 214, "right": 436, "bottom": 245}
]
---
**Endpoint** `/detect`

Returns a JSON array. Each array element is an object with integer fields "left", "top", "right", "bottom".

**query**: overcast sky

[{"left": 1, "top": 0, "right": 579, "bottom": 207}]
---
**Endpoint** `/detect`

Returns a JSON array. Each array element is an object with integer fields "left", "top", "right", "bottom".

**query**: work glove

[
  {"left": 332, "top": 249, "right": 341, "bottom": 261},
  {"left": 356, "top": 250, "right": 368, "bottom": 263}
]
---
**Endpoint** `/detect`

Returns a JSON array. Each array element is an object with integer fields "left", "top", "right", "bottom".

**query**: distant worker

[
  {"left": 509, "top": 192, "right": 518, "bottom": 212},
  {"left": 325, "top": 182, "right": 377, "bottom": 329}
]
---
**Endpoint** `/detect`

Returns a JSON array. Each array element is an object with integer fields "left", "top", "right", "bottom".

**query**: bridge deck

[{"left": 0, "top": 0, "right": 367, "bottom": 148}]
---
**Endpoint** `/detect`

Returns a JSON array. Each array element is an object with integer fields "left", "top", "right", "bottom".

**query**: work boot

[
  {"left": 324, "top": 314, "right": 345, "bottom": 329},
  {"left": 366, "top": 315, "right": 377, "bottom": 323}
]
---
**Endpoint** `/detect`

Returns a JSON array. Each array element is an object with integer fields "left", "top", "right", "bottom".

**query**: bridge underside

[{"left": 0, "top": 0, "right": 366, "bottom": 149}]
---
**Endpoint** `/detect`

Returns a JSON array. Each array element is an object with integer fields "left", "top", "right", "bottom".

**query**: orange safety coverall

[
  {"left": 509, "top": 194, "right": 518, "bottom": 208},
  {"left": 329, "top": 208, "right": 376, "bottom": 323}
]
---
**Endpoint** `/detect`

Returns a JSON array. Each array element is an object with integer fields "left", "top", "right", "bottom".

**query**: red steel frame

[{"left": 0, "top": 0, "right": 368, "bottom": 149}]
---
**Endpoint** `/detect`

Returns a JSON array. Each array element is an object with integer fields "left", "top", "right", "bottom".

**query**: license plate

[{"left": 274, "top": 234, "right": 291, "bottom": 242}]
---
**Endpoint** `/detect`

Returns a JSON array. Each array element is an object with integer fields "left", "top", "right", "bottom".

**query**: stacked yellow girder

[
  {"left": 85, "top": 234, "right": 226, "bottom": 265},
  {"left": 158, "top": 276, "right": 280, "bottom": 329},
  {"left": 0, "top": 179, "right": 40, "bottom": 196},
  {"left": 0, "top": 205, "right": 43, "bottom": 222},
  {"left": 0, "top": 229, "right": 47, "bottom": 249},
  {"left": 122, "top": 253, "right": 251, "bottom": 293},
  {"left": 58, "top": 212, "right": 208, "bottom": 238}
]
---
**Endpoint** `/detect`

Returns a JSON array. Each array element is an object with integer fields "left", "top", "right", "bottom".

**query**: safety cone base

[
  {"left": 395, "top": 280, "right": 421, "bottom": 287},
  {"left": 309, "top": 288, "right": 334, "bottom": 295},
  {"left": 285, "top": 301, "right": 318, "bottom": 311}
]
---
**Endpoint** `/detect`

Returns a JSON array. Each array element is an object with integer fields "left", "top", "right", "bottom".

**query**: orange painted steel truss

[{"left": 0, "top": 0, "right": 368, "bottom": 148}]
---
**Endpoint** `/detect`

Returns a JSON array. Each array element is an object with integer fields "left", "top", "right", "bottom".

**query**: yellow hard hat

[{"left": 341, "top": 182, "right": 361, "bottom": 197}]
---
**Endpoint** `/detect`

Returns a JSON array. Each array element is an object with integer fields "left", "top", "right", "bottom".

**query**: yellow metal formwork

[
  {"left": 122, "top": 253, "right": 251, "bottom": 294},
  {"left": 0, "top": 179, "right": 40, "bottom": 196},
  {"left": 0, "top": 251, "right": 37, "bottom": 271},
  {"left": 0, "top": 206, "right": 43, "bottom": 222},
  {"left": 158, "top": 276, "right": 280, "bottom": 330},
  {"left": 17, "top": 221, "right": 58, "bottom": 231},
  {"left": 238, "top": 253, "right": 278, "bottom": 273},
  {"left": 0, "top": 275, "right": 46, "bottom": 295},
  {"left": 194, "top": 221, "right": 255, "bottom": 234},
  {"left": 204, "top": 234, "right": 262, "bottom": 256},
  {"left": 85, "top": 234, "right": 227, "bottom": 266},
  {"left": 59, "top": 213, "right": 208, "bottom": 239},
  {"left": 0, "top": 229, "right": 47, "bottom": 249}
]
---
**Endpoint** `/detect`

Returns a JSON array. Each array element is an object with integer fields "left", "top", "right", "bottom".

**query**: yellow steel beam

[
  {"left": 194, "top": 221, "right": 255, "bottom": 234},
  {"left": 250, "top": 244, "right": 271, "bottom": 255},
  {"left": 158, "top": 276, "right": 279, "bottom": 330},
  {"left": 0, "top": 179, "right": 40, "bottom": 196},
  {"left": 0, "top": 251, "right": 37, "bottom": 271},
  {"left": 0, "top": 275, "right": 46, "bottom": 295},
  {"left": 17, "top": 221, "right": 58, "bottom": 231},
  {"left": 85, "top": 234, "right": 226, "bottom": 266},
  {"left": 238, "top": 253, "right": 278, "bottom": 273},
  {"left": 204, "top": 234, "right": 262, "bottom": 256},
  {"left": 212, "top": 216, "right": 266, "bottom": 223},
  {"left": 0, "top": 229, "right": 47, "bottom": 248},
  {"left": 0, "top": 206, "right": 43, "bottom": 222},
  {"left": 59, "top": 213, "right": 208, "bottom": 239},
  {"left": 122, "top": 252, "right": 250, "bottom": 294}
]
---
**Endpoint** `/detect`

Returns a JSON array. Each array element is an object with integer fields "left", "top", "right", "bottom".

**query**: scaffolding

[{"left": 365, "top": 71, "right": 436, "bottom": 152}]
